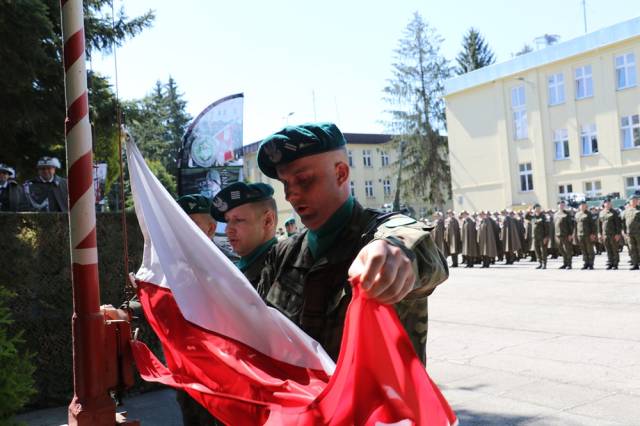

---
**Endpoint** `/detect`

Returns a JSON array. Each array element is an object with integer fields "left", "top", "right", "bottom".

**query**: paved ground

[
  {"left": 14, "top": 252, "right": 640, "bottom": 425},
  {"left": 428, "top": 251, "right": 640, "bottom": 425}
]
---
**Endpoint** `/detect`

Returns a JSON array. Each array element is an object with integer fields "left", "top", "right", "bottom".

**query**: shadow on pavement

[{"left": 455, "top": 409, "right": 535, "bottom": 426}]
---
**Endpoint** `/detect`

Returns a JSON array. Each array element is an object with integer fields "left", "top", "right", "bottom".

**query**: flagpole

[{"left": 60, "top": 0, "right": 116, "bottom": 424}]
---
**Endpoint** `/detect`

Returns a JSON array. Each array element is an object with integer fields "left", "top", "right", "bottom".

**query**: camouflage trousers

[
  {"left": 533, "top": 239, "right": 547, "bottom": 263},
  {"left": 578, "top": 236, "right": 595, "bottom": 265},
  {"left": 603, "top": 236, "right": 620, "bottom": 266},
  {"left": 629, "top": 234, "right": 640, "bottom": 267},
  {"left": 556, "top": 237, "right": 573, "bottom": 266}
]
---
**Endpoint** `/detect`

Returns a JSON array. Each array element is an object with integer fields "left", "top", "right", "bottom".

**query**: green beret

[
  {"left": 211, "top": 182, "right": 274, "bottom": 222},
  {"left": 257, "top": 122, "right": 346, "bottom": 179},
  {"left": 533, "top": 203, "right": 541, "bottom": 209},
  {"left": 284, "top": 217, "right": 296, "bottom": 226},
  {"left": 177, "top": 194, "right": 212, "bottom": 215}
]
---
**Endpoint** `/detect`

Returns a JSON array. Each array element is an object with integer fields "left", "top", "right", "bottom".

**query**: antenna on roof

[{"left": 582, "top": 0, "right": 588, "bottom": 33}]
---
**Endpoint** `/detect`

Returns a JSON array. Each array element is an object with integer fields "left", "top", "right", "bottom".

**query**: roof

[
  {"left": 444, "top": 16, "right": 640, "bottom": 96},
  {"left": 242, "top": 132, "right": 393, "bottom": 155}
]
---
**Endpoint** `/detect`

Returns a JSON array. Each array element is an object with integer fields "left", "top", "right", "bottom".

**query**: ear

[
  {"left": 335, "top": 162, "right": 349, "bottom": 186},
  {"left": 264, "top": 210, "right": 275, "bottom": 228}
]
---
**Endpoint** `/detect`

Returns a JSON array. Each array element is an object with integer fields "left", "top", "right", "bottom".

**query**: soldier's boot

[
  {"left": 566, "top": 263, "right": 572, "bottom": 270},
  {"left": 631, "top": 265, "right": 639, "bottom": 270},
  {"left": 588, "top": 262, "right": 594, "bottom": 270},
  {"left": 581, "top": 263, "right": 589, "bottom": 270},
  {"left": 542, "top": 260, "right": 547, "bottom": 269},
  {"left": 535, "top": 261, "right": 542, "bottom": 269},
  {"left": 606, "top": 264, "right": 613, "bottom": 270},
  {"left": 559, "top": 264, "right": 567, "bottom": 269}
]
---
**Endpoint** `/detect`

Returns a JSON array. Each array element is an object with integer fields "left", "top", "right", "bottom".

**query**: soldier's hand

[
  {"left": 348, "top": 240, "right": 415, "bottom": 305},
  {"left": 614, "top": 234, "right": 621, "bottom": 242},
  {"left": 590, "top": 234, "right": 596, "bottom": 242}
]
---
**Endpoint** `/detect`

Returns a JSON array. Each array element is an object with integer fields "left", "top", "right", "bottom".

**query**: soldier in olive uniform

[
  {"left": 23, "top": 157, "right": 69, "bottom": 212},
  {"left": 211, "top": 182, "right": 278, "bottom": 287},
  {"left": 501, "top": 211, "right": 522, "bottom": 264},
  {"left": 461, "top": 211, "right": 479, "bottom": 268},
  {"left": 445, "top": 210, "right": 462, "bottom": 267},
  {"left": 477, "top": 212, "right": 498, "bottom": 268},
  {"left": 554, "top": 201, "right": 574, "bottom": 269},
  {"left": 525, "top": 204, "right": 549, "bottom": 269},
  {"left": 598, "top": 199, "right": 623, "bottom": 270},
  {"left": 575, "top": 201, "right": 597, "bottom": 270},
  {"left": 0, "top": 163, "right": 28, "bottom": 211},
  {"left": 284, "top": 217, "right": 298, "bottom": 237},
  {"left": 431, "top": 212, "right": 448, "bottom": 259},
  {"left": 255, "top": 123, "right": 448, "bottom": 364},
  {"left": 622, "top": 194, "right": 640, "bottom": 270}
]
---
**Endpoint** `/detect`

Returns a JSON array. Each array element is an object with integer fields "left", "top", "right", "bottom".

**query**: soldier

[
  {"left": 501, "top": 210, "right": 522, "bottom": 264},
  {"left": 598, "top": 199, "right": 622, "bottom": 270},
  {"left": 284, "top": 217, "right": 298, "bottom": 237},
  {"left": 23, "top": 157, "right": 68, "bottom": 212},
  {"left": 210, "top": 182, "right": 278, "bottom": 288},
  {"left": 445, "top": 210, "right": 462, "bottom": 267},
  {"left": 477, "top": 211, "right": 497, "bottom": 268},
  {"left": 431, "top": 212, "right": 448, "bottom": 259},
  {"left": 554, "top": 201, "right": 574, "bottom": 269},
  {"left": 0, "top": 163, "right": 28, "bottom": 211},
  {"left": 574, "top": 201, "right": 597, "bottom": 270},
  {"left": 255, "top": 122, "right": 448, "bottom": 363},
  {"left": 525, "top": 204, "right": 549, "bottom": 269},
  {"left": 461, "top": 210, "right": 479, "bottom": 268},
  {"left": 622, "top": 194, "right": 640, "bottom": 270}
]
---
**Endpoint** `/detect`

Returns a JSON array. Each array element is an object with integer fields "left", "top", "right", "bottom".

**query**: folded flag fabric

[{"left": 125, "top": 137, "right": 457, "bottom": 425}]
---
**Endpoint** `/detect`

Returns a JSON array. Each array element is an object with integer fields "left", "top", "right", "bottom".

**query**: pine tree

[
  {"left": 164, "top": 76, "right": 191, "bottom": 177},
  {"left": 383, "top": 12, "right": 452, "bottom": 210},
  {"left": 455, "top": 28, "right": 495, "bottom": 75}
]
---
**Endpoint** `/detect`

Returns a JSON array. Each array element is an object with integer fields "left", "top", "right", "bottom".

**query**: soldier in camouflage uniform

[
  {"left": 599, "top": 199, "right": 623, "bottom": 270},
  {"left": 255, "top": 123, "right": 448, "bottom": 364},
  {"left": 575, "top": 200, "right": 597, "bottom": 270},
  {"left": 554, "top": 201, "right": 574, "bottom": 269},
  {"left": 211, "top": 182, "right": 278, "bottom": 287},
  {"left": 622, "top": 194, "right": 640, "bottom": 270},
  {"left": 525, "top": 203, "right": 549, "bottom": 269}
]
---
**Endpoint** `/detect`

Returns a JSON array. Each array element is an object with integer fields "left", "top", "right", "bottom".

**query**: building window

[
  {"left": 626, "top": 176, "right": 640, "bottom": 197},
  {"left": 381, "top": 151, "right": 389, "bottom": 167},
  {"left": 518, "top": 162, "right": 533, "bottom": 192},
  {"left": 511, "top": 85, "right": 527, "bottom": 139},
  {"left": 584, "top": 180, "right": 602, "bottom": 198},
  {"left": 580, "top": 124, "right": 598, "bottom": 156},
  {"left": 383, "top": 179, "right": 392, "bottom": 196},
  {"left": 553, "top": 128, "right": 570, "bottom": 160},
  {"left": 575, "top": 65, "right": 593, "bottom": 99},
  {"left": 364, "top": 180, "right": 374, "bottom": 198},
  {"left": 558, "top": 184, "right": 573, "bottom": 199},
  {"left": 349, "top": 181, "right": 355, "bottom": 197},
  {"left": 548, "top": 73, "right": 565, "bottom": 105},
  {"left": 621, "top": 114, "right": 640, "bottom": 149},
  {"left": 616, "top": 53, "right": 637, "bottom": 90},
  {"left": 362, "top": 150, "right": 372, "bottom": 167},
  {"left": 348, "top": 150, "right": 354, "bottom": 167}
]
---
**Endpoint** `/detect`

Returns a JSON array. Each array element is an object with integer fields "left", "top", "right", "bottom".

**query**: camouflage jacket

[
  {"left": 256, "top": 201, "right": 448, "bottom": 364},
  {"left": 525, "top": 212, "right": 548, "bottom": 241},
  {"left": 623, "top": 207, "right": 640, "bottom": 236},
  {"left": 575, "top": 211, "right": 596, "bottom": 238},
  {"left": 599, "top": 209, "right": 622, "bottom": 237},
  {"left": 553, "top": 210, "right": 574, "bottom": 238}
]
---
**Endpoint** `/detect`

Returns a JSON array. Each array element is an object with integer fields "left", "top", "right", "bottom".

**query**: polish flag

[{"left": 126, "top": 137, "right": 457, "bottom": 425}]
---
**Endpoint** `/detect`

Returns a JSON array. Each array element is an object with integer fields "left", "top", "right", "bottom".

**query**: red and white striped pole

[{"left": 60, "top": 0, "right": 116, "bottom": 424}]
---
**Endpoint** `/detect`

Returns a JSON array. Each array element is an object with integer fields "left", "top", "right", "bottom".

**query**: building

[
  {"left": 242, "top": 133, "right": 432, "bottom": 229},
  {"left": 445, "top": 17, "right": 640, "bottom": 212}
]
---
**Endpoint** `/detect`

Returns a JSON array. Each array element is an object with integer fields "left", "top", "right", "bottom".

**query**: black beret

[
  {"left": 177, "top": 194, "right": 212, "bottom": 215},
  {"left": 211, "top": 182, "right": 274, "bottom": 222},
  {"left": 257, "top": 122, "right": 347, "bottom": 179}
]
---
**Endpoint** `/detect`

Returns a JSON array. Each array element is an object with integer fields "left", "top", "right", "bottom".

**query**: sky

[{"left": 92, "top": 0, "right": 640, "bottom": 144}]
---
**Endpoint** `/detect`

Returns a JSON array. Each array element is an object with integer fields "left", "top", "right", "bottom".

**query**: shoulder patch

[{"left": 383, "top": 216, "right": 417, "bottom": 228}]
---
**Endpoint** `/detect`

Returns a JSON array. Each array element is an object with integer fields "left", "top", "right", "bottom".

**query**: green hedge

[{"left": 0, "top": 212, "right": 162, "bottom": 409}]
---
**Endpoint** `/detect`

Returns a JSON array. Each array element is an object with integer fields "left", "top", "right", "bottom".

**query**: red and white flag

[{"left": 126, "top": 138, "right": 457, "bottom": 425}]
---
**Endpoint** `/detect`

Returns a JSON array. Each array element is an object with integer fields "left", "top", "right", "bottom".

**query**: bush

[{"left": 0, "top": 287, "right": 36, "bottom": 421}]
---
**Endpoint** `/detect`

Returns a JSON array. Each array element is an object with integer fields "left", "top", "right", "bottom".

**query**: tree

[
  {"left": 164, "top": 76, "right": 191, "bottom": 177},
  {"left": 455, "top": 28, "right": 495, "bottom": 75},
  {"left": 0, "top": 0, "right": 154, "bottom": 178},
  {"left": 383, "top": 12, "right": 452, "bottom": 209},
  {"left": 514, "top": 44, "right": 534, "bottom": 57}
]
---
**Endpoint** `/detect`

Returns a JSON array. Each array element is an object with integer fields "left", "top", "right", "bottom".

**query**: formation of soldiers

[
  {"left": 429, "top": 195, "right": 640, "bottom": 271},
  {"left": 0, "top": 157, "right": 69, "bottom": 212}
]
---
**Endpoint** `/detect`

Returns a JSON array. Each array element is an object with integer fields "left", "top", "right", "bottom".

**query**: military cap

[
  {"left": 257, "top": 122, "right": 346, "bottom": 179},
  {"left": 0, "top": 163, "right": 12, "bottom": 174},
  {"left": 177, "top": 194, "right": 212, "bottom": 215},
  {"left": 284, "top": 217, "right": 296, "bottom": 226},
  {"left": 211, "top": 182, "right": 274, "bottom": 222},
  {"left": 533, "top": 203, "right": 541, "bottom": 209},
  {"left": 628, "top": 193, "right": 639, "bottom": 202},
  {"left": 602, "top": 198, "right": 612, "bottom": 206},
  {"left": 37, "top": 156, "right": 61, "bottom": 169}
]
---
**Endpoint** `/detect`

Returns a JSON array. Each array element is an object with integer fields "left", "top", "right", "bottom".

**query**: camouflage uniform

[
  {"left": 525, "top": 212, "right": 548, "bottom": 268},
  {"left": 257, "top": 202, "right": 448, "bottom": 364},
  {"left": 623, "top": 205, "right": 640, "bottom": 269},
  {"left": 575, "top": 210, "right": 596, "bottom": 269},
  {"left": 554, "top": 209, "right": 574, "bottom": 268},
  {"left": 599, "top": 209, "right": 622, "bottom": 269}
]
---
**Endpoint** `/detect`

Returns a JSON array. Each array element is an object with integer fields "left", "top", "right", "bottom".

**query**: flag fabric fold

[{"left": 125, "top": 137, "right": 457, "bottom": 425}]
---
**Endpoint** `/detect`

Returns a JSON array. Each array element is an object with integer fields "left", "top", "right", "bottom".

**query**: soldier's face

[
  {"left": 189, "top": 213, "right": 216, "bottom": 239},
  {"left": 580, "top": 204, "right": 588, "bottom": 212},
  {"left": 38, "top": 166, "right": 56, "bottom": 181},
  {"left": 0, "top": 171, "right": 8, "bottom": 183},
  {"left": 276, "top": 153, "right": 349, "bottom": 231},
  {"left": 225, "top": 203, "right": 269, "bottom": 257},
  {"left": 535, "top": 207, "right": 541, "bottom": 214}
]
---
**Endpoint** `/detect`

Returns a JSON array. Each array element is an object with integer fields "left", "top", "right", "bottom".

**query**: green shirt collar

[
  {"left": 237, "top": 237, "right": 277, "bottom": 272},
  {"left": 307, "top": 196, "right": 354, "bottom": 259}
]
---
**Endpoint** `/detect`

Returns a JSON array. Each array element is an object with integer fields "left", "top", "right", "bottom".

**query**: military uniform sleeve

[{"left": 373, "top": 216, "right": 449, "bottom": 299}]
